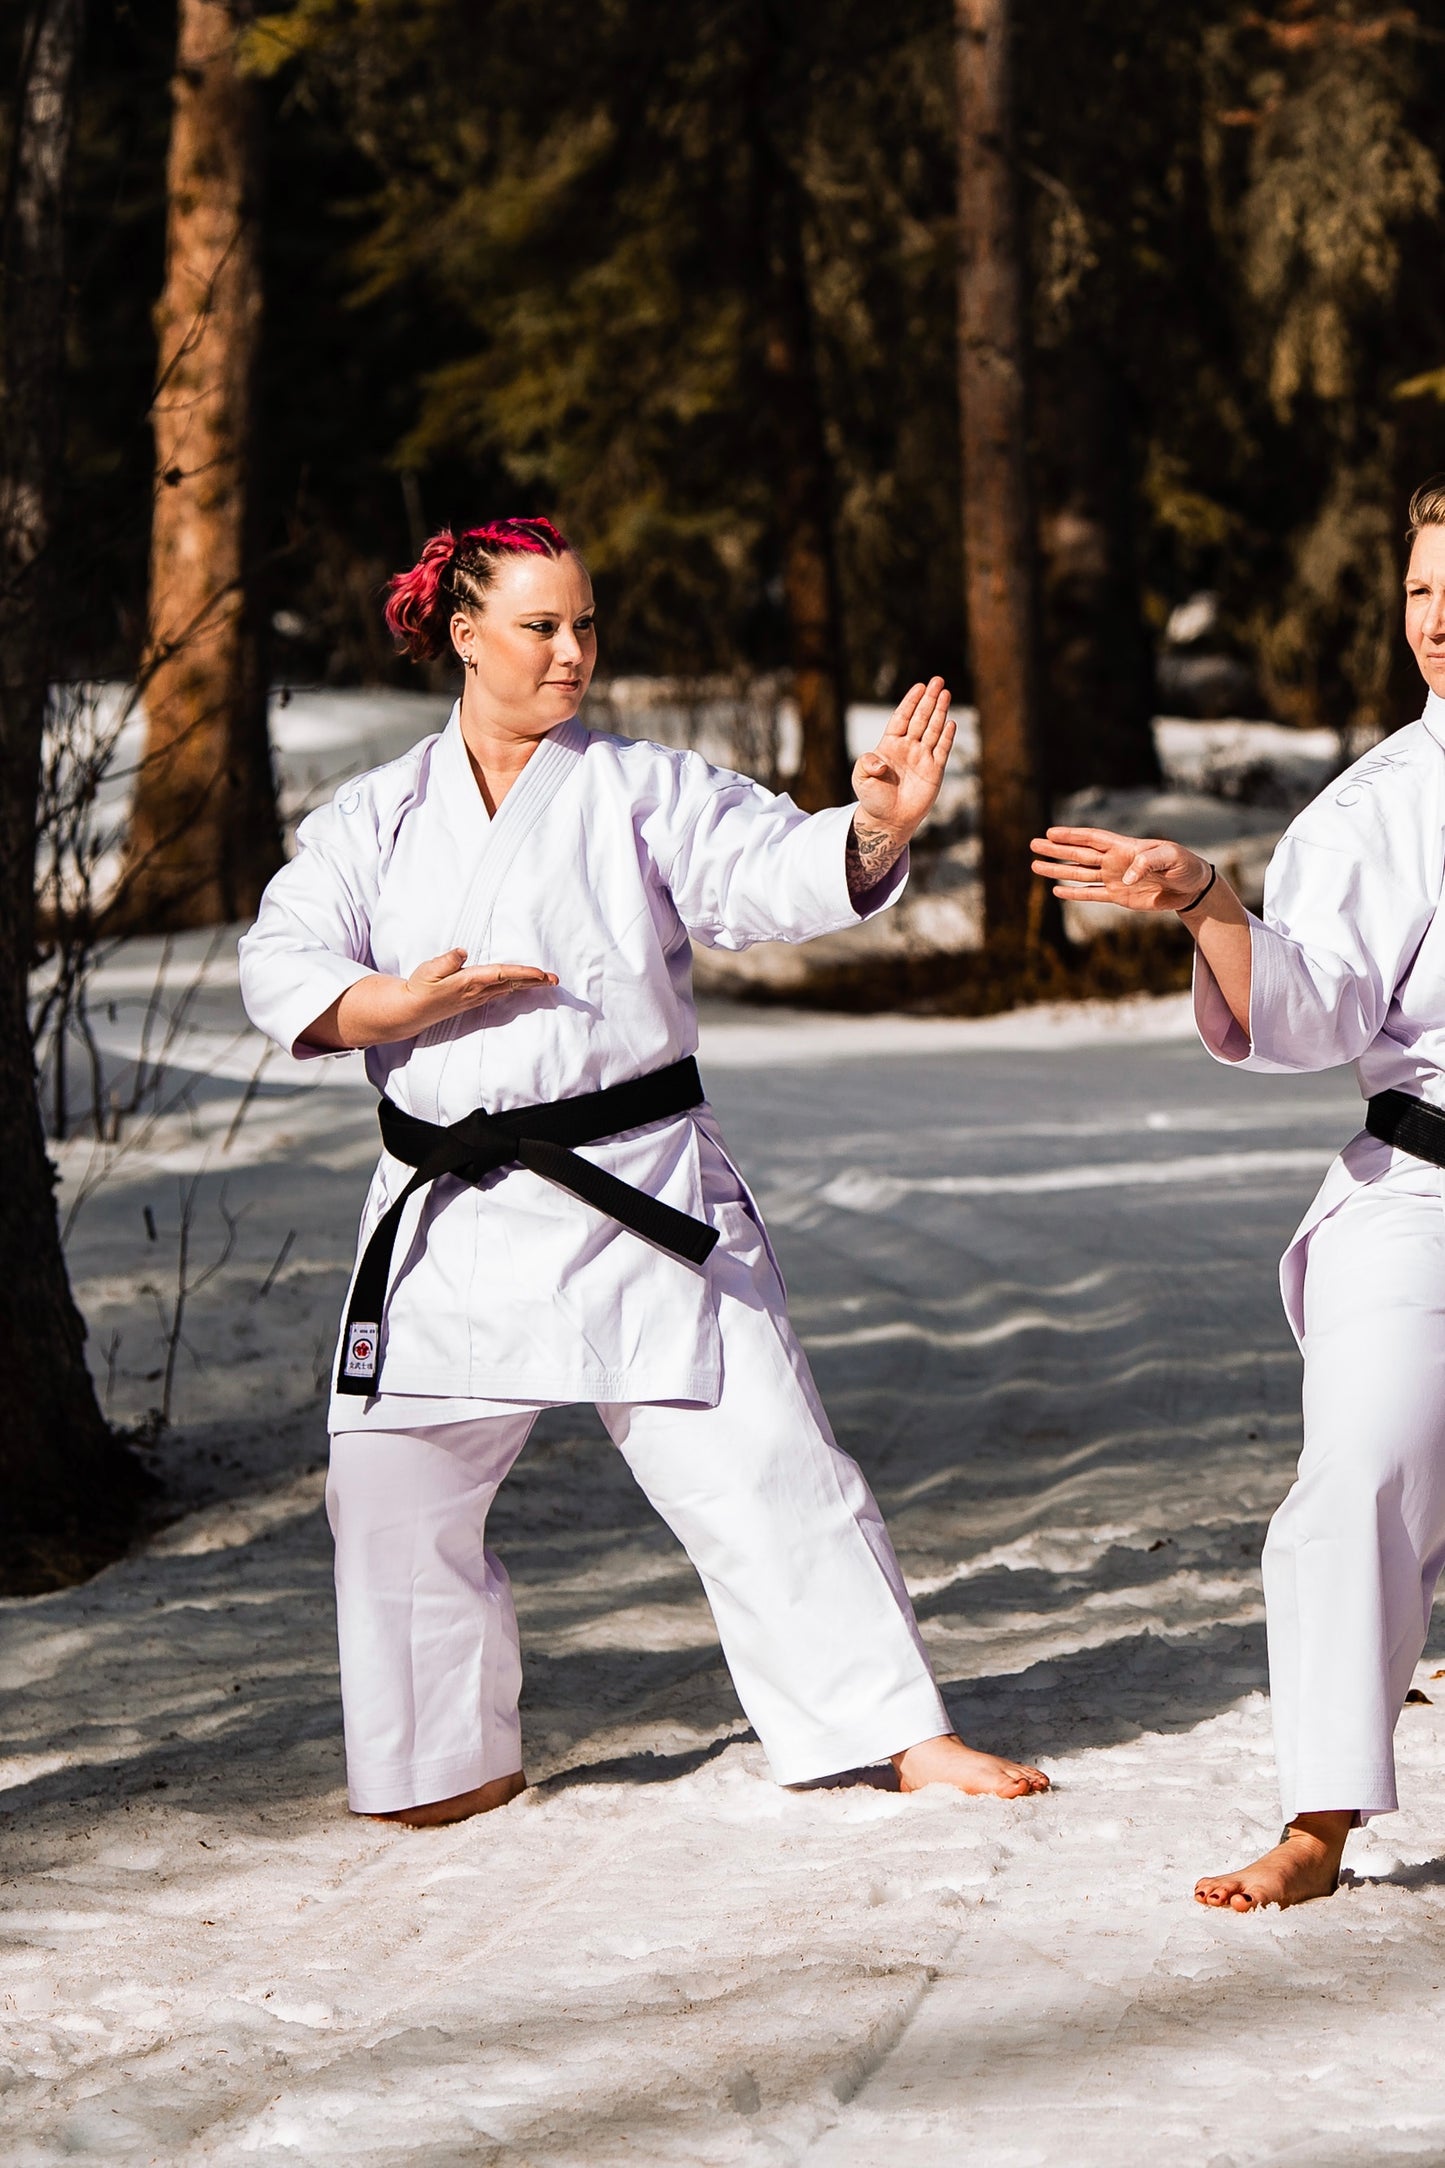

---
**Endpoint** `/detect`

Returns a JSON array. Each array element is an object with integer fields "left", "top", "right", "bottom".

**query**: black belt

[
  {"left": 336, "top": 1055, "right": 717, "bottom": 1396},
  {"left": 1365, "top": 1089, "right": 1445, "bottom": 1169}
]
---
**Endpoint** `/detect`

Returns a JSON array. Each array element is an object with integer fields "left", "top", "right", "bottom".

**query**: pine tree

[
  {"left": 1208, "top": 3, "right": 1442, "bottom": 737},
  {"left": 0, "top": 0, "right": 147, "bottom": 1592},
  {"left": 954, "top": 0, "right": 1047, "bottom": 947},
  {"left": 124, "top": 0, "right": 281, "bottom": 928}
]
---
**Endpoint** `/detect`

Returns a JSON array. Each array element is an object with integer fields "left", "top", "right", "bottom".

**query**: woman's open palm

[{"left": 852, "top": 678, "right": 955, "bottom": 831}]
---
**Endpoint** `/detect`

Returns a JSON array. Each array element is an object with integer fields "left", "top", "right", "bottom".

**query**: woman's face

[
  {"left": 1405, "top": 524, "right": 1445, "bottom": 701},
  {"left": 451, "top": 551, "right": 598, "bottom": 739}
]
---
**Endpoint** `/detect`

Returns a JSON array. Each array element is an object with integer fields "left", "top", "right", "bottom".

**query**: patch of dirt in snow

[{"left": 5, "top": 948, "right": 1445, "bottom": 2164}]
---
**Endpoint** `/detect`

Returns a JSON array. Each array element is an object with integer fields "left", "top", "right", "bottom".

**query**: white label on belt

[{"left": 343, "top": 1322, "right": 380, "bottom": 1380}]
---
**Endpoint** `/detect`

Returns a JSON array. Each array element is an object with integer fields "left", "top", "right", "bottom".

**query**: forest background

[
  {"left": 26, "top": 0, "right": 1445, "bottom": 786},
  {"left": 6, "top": 0, "right": 1445, "bottom": 1582}
]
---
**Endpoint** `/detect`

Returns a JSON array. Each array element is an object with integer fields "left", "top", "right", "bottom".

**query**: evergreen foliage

[{"left": 60, "top": 0, "right": 1445, "bottom": 746}]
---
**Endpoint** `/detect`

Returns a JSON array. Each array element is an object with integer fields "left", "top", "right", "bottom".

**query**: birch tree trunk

[
  {"left": 124, "top": 0, "right": 280, "bottom": 929},
  {"left": 954, "top": 0, "right": 1048, "bottom": 947},
  {"left": 0, "top": 0, "right": 148, "bottom": 1592}
]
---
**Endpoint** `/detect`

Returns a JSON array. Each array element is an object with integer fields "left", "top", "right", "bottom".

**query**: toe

[{"left": 1004, "top": 1762, "right": 1048, "bottom": 1791}]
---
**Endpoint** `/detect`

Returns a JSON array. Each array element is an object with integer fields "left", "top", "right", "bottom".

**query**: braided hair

[{"left": 383, "top": 517, "right": 574, "bottom": 663}]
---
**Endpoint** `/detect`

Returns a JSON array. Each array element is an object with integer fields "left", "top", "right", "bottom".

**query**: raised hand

[
  {"left": 1029, "top": 826, "right": 1212, "bottom": 912},
  {"left": 303, "top": 950, "right": 558, "bottom": 1051},
  {"left": 853, "top": 677, "right": 956, "bottom": 834},
  {"left": 846, "top": 677, "right": 955, "bottom": 901}
]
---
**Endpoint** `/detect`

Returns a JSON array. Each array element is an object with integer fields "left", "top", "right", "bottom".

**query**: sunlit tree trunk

[
  {"left": 954, "top": 0, "right": 1048, "bottom": 946},
  {"left": 124, "top": 0, "right": 280, "bottom": 928},
  {"left": 0, "top": 0, "right": 147, "bottom": 1592}
]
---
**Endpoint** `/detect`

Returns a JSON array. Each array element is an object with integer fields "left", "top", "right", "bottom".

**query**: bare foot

[
  {"left": 1194, "top": 1810, "right": 1353, "bottom": 1911},
  {"left": 369, "top": 1770, "right": 526, "bottom": 1827},
  {"left": 892, "top": 1732, "right": 1049, "bottom": 1799}
]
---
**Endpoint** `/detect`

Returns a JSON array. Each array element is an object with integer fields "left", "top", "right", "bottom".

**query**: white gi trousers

[
  {"left": 326, "top": 1222, "right": 950, "bottom": 1812},
  {"left": 1268, "top": 1155, "right": 1445, "bottom": 1822}
]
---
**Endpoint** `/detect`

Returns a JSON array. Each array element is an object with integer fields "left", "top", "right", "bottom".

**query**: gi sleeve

[
  {"left": 238, "top": 793, "right": 380, "bottom": 1060},
  {"left": 1195, "top": 779, "right": 1436, "bottom": 1073},
  {"left": 650, "top": 752, "right": 907, "bottom": 950}
]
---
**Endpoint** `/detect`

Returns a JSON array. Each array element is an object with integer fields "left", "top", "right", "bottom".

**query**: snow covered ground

[{"left": 6, "top": 947, "right": 1445, "bottom": 2165}]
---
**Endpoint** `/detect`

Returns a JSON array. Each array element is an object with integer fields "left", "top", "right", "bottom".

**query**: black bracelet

[{"left": 1178, "top": 862, "right": 1217, "bottom": 915}]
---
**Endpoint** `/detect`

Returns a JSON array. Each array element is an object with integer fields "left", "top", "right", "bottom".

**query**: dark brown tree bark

[
  {"left": 123, "top": 0, "right": 280, "bottom": 929},
  {"left": 954, "top": 0, "right": 1049, "bottom": 946},
  {"left": 763, "top": 186, "right": 851, "bottom": 812},
  {"left": 748, "top": 48, "right": 851, "bottom": 814},
  {"left": 1034, "top": 348, "right": 1160, "bottom": 794},
  {"left": 0, "top": 0, "right": 148, "bottom": 1592}
]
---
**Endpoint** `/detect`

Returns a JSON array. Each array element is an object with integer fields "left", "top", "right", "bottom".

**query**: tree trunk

[
  {"left": 123, "top": 0, "right": 280, "bottom": 929},
  {"left": 752, "top": 105, "right": 850, "bottom": 812},
  {"left": 1034, "top": 346, "right": 1160, "bottom": 794},
  {"left": 765, "top": 255, "right": 851, "bottom": 811},
  {"left": 0, "top": 0, "right": 148, "bottom": 1593},
  {"left": 954, "top": 0, "right": 1048, "bottom": 946}
]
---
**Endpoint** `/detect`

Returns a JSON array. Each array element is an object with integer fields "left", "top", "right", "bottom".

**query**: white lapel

[
  {"left": 450, "top": 713, "right": 588, "bottom": 960},
  {"left": 430, "top": 705, "right": 491, "bottom": 859},
  {"left": 416, "top": 713, "right": 588, "bottom": 1056},
  {"left": 1423, "top": 691, "right": 1445, "bottom": 752}
]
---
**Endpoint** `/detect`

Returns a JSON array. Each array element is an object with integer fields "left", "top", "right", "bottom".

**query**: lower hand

[
  {"left": 1030, "top": 826, "right": 1211, "bottom": 912},
  {"left": 396, "top": 951, "right": 558, "bottom": 1032},
  {"left": 307, "top": 951, "right": 557, "bottom": 1051}
]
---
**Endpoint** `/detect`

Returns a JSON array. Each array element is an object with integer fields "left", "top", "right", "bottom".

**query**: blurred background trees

[
  {"left": 50, "top": 0, "right": 1445, "bottom": 804},
  {"left": 7, "top": 0, "right": 1442, "bottom": 1573}
]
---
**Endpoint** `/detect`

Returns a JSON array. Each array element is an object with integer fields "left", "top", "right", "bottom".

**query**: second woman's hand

[
  {"left": 1029, "top": 822, "right": 1253, "bottom": 1035},
  {"left": 1029, "top": 825, "right": 1211, "bottom": 912},
  {"left": 304, "top": 950, "right": 557, "bottom": 1052}
]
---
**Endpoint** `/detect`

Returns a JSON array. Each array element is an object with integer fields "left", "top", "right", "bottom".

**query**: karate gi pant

[
  {"left": 326, "top": 1225, "right": 950, "bottom": 1813},
  {"left": 1267, "top": 1159, "right": 1445, "bottom": 1822}
]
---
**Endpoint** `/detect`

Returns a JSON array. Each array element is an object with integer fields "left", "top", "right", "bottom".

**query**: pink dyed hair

[{"left": 383, "top": 516, "right": 573, "bottom": 663}]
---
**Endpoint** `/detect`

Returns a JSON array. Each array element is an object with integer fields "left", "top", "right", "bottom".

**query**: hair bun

[{"left": 382, "top": 530, "right": 457, "bottom": 663}]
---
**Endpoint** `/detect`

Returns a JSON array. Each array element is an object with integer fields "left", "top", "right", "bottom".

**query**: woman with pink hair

[{"left": 241, "top": 516, "right": 1049, "bottom": 1824}]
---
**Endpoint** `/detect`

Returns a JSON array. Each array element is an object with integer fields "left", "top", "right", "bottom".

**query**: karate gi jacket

[
  {"left": 1195, "top": 688, "right": 1445, "bottom": 1339},
  {"left": 239, "top": 710, "right": 905, "bottom": 1406}
]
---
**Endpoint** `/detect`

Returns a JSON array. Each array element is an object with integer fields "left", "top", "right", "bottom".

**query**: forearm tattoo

[{"left": 845, "top": 813, "right": 907, "bottom": 905}]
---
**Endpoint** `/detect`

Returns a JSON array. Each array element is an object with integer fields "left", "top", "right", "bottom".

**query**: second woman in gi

[{"left": 1032, "top": 476, "right": 1445, "bottom": 1910}]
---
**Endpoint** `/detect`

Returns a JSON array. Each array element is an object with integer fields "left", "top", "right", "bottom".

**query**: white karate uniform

[
  {"left": 1195, "top": 688, "right": 1445, "bottom": 1820},
  {"left": 239, "top": 709, "right": 949, "bottom": 1808}
]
